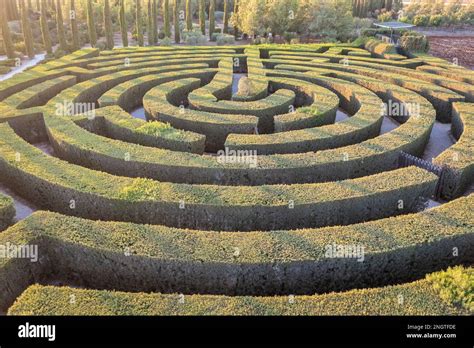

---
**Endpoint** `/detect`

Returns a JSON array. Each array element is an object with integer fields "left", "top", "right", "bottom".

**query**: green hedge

[
  {"left": 271, "top": 59, "right": 464, "bottom": 122},
  {"left": 8, "top": 267, "right": 472, "bottom": 315},
  {"left": 0, "top": 122, "right": 439, "bottom": 230},
  {"left": 42, "top": 74, "right": 437, "bottom": 186},
  {"left": 2, "top": 76, "right": 77, "bottom": 109},
  {"left": 332, "top": 59, "right": 474, "bottom": 103},
  {"left": 143, "top": 78, "right": 258, "bottom": 152},
  {"left": 97, "top": 65, "right": 214, "bottom": 110},
  {"left": 0, "top": 192, "right": 15, "bottom": 231},
  {"left": 225, "top": 75, "right": 380, "bottom": 155},
  {"left": 0, "top": 195, "right": 472, "bottom": 312},
  {"left": 78, "top": 106, "right": 206, "bottom": 154},
  {"left": 434, "top": 103, "right": 474, "bottom": 199}
]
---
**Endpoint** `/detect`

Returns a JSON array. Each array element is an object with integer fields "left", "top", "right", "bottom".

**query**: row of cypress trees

[
  {"left": 352, "top": 0, "right": 401, "bottom": 18},
  {"left": 1, "top": 0, "right": 234, "bottom": 58}
]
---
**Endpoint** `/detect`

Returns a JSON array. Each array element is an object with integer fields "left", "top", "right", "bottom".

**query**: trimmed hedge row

[
  {"left": 97, "top": 65, "right": 213, "bottom": 109},
  {"left": 77, "top": 106, "right": 206, "bottom": 154},
  {"left": 434, "top": 102, "right": 474, "bottom": 199},
  {"left": 0, "top": 122, "right": 438, "bottom": 230},
  {"left": 232, "top": 48, "right": 269, "bottom": 102},
  {"left": 187, "top": 58, "right": 234, "bottom": 106},
  {"left": 0, "top": 194, "right": 472, "bottom": 311},
  {"left": 271, "top": 78, "right": 339, "bottom": 132},
  {"left": 225, "top": 75, "right": 381, "bottom": 155},
  {"left": 0, "top": 192, "right": 15, "bottom": 231},
  {"left": 267, "top": 49, "right": 423, "bottom": 69},
  {"left": 364, "top": 39, "right": 406, "bottom": 60},
  {"left": 41, "top": 72, "right": 436, "bottom": 186},
  {"left": 335, "top": 59, "right": 474, "bottom": 103},
  {"left": 2, "top": 76, "right": 77, "bottom": 110},
  {"left": 143, "top": 78, "right": 258, "bottom": 152},
  {"left": 8, "top": 267, "right": 471, "bottom": 315},
  {"left": 268, "top": 59, "right": 464, "bottom": 122}
]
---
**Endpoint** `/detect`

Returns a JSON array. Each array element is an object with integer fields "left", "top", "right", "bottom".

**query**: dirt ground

[{"left": 427, "top": 36, "right": 474, "bottom": 69}]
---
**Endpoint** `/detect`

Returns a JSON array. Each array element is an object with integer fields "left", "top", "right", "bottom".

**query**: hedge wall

[
  {"left": 434, "top": 103, "right": 474, "bottom": 199},
  {"left": 8, "top": 267, "right": 472, "bottom": 315},
  {"left": 0, "top": 192, "right": 15, "bottom": 231},
  {"left": 0, "top": 195, "right": 472, "bottom": 311}
]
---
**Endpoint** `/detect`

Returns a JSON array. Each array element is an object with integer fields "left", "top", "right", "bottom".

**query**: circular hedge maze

[{"left": 0, "top": 43, "right": 473, "bottom": 315}]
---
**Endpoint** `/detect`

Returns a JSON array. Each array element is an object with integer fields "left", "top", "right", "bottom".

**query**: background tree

[
  {"left": 40, "top": 0, "right": 52, "bottom": 54},
  {"left": 70, "top": 0, "right": 80, "bottom": 50},
  {"left": 152, "top": 0, "right": 158, "bottom": 44},
  {"left": 209, "top": 0, "right": 215, "bottom": 39},
  {"left": 104, "top": 0, "right": 114, "bottom": 49},
  {"left": 236, "top": 0, "right": 265, "bottom": 38},
  {"left": 223, "top": 0, "right": 229, "bottom": 33},
  {"left": 1, "top": 3, "right": 15, "bottom": 58},
  {"left": 199, "top": 0, "right": 205, "bottom": 35},
  {"left": 119, "top": 0, "right": 128, "bottom": 47},
  {"left": 148, "top": 0, "right": 154, "bottom": 45},
  {"left": 87, "top": 0, "right": 97, "bottom": 47},
  {"left": 56, "top": 0, "right": 68, "bottom": 52},
  {"left": 265, "top": 0, "right": 299, "bottom": 36},
  {"left": 185, "top": 0, "right": 192, "bottom": 31},
  {"left": 232, "top": 0, "right": 239, "bottom": 38},
  {"left": 5, "top": 0, "right": 20, "bottom": 21},
  {"left": 20, "top": 0, "right": 35, "bottom": 58},
  {"left": 136, "top": 0, "right": 144, "bottom": 46},
  {"left": 173, "top": 0, "right": 180, "bottom": 43},
  {"left": 163, "top": 0, "right": 170, "bottom": 38}
]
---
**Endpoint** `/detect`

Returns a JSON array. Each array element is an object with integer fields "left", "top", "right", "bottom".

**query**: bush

[
  {"left": 427, "top": 266, "right": 473, "bottom": 312},
  {"left": 182, "top": 30, "right": 207, "bottom": 45},
  {"left": 413, "top": 15, "right": 430, "bottom": 27},
  {"left": 429, "top": 14, "right": 444, "bottom": 27},
  {"left": 159, "top": 37, "right": 173, "bottom": 46},
  {"left": 377, "top": 12, "right": 393, "bottom": 22},
  {"left": 216, "top": 34, "right": 235, "bottom": 46},
  {"left": 399, "top": 31, "right": 429, "bottom": 53},
  {"left": 283, "top": 32, "right": 297, "bottom": 43}
]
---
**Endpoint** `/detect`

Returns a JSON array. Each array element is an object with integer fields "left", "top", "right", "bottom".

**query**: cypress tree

[
  {"left": 104, "top": 0, "right": 114, "bottom": 49},
  {"left": 233, "top": 0, "right": 239, "bottom": 38},
  {"left": 56, "top": 0, "right": 68, "bottom": 51},
  {"left": 199, "top": 0, "right": 205, "bottom": 35},
  {"left": 136, "top": 0, "right": 144, "bottom": 46},
  {"left": 152, "top": 0, "right": 158, "bottom": 44},
  {"left": 223, "top": 0, "right": 228, "bottom": 33},
  {"left": 70, "top": 0, "right": 80, "bottom": 50},
  {"left": 6, "top": 0, "right": 20, "bottom": 21},
  {"left": 147, "top": 0, "right": 153, "bottom": 45},
  {"left": 1, "top": 3, "right": 15, "bottom": 58},
  {"left": 173, "top": 0, "right": 180, "bottom": 43},
  {"left": 87, "top": 0, "right": 97, "bottom": 47},
  {"left": 119, "top": 0, "right": 128, "bottom": 47},
  {"left": 40, "top": 0, "right": 52, "bottom": 54},
  {"left": 209, "top": 0, "right": 215, "bottom": 40},
  {"left": 20, "top": 0, "right": 35, "bottom": 58},
  {"left": 163, "top": 0, "right": 170, "bottom": 38},
  {"left": 185, "top": 0, "right": 192, "bottom": 31}
]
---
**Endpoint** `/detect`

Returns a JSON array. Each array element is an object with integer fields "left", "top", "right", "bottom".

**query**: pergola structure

[{"left": 373, "top": 21, "right": 416, "bottom": 44}]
